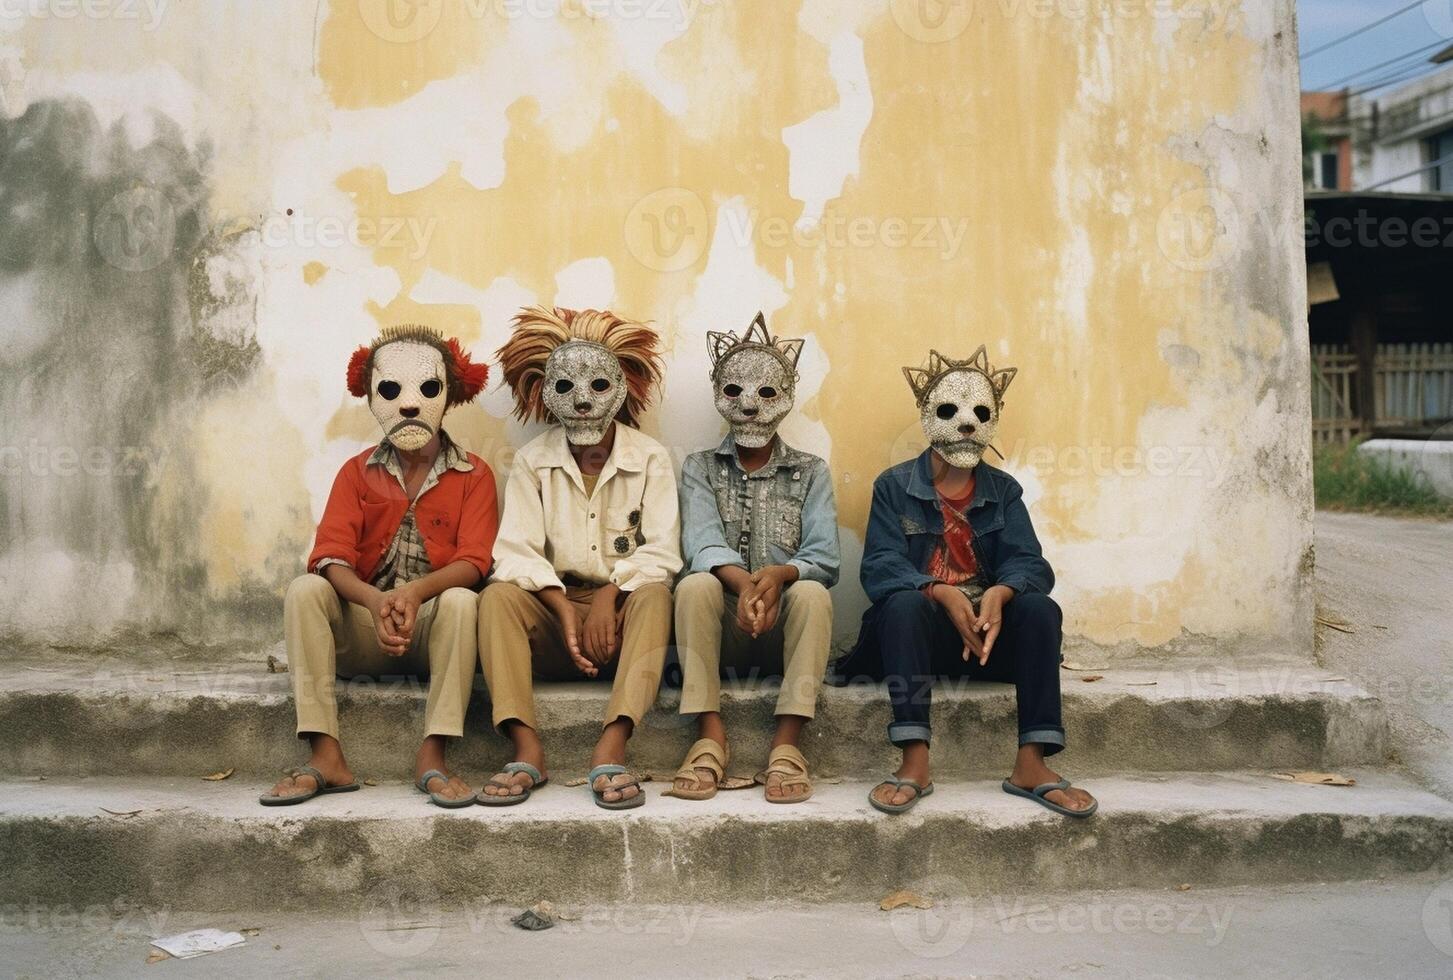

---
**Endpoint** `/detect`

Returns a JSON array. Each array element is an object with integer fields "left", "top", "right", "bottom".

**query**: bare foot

[
  {"left": 266, "top": 736, "right": 354, "bottom": 801},
  {"left": 870, "top": 741, "right": 931, "bottom": 809},
  {"left": 480, "top": 723, "right": 547, "bottom": 801},
  {"left": 1009, "top": 744, "right": 1095, "bottom": 812},
  {"left": 591, "top": 718, "right": 639, "bottom": 804}
]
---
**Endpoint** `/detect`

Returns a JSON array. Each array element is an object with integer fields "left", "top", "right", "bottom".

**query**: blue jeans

[{"left": 839, "top": 589, "right": 1066, "bottom": 755}]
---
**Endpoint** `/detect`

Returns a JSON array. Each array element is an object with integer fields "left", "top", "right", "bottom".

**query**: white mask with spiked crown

[
  {"left": 903, "top": 347, "right": 1017, "bottom": 469},
  {"left": 706, "top": 312, "right": 806, "bottom": 449}
]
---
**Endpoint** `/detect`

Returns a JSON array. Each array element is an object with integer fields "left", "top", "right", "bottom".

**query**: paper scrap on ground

[
  {"left": 150, "top": 929, "right": 246, "bottom": 959},
  {"left": 879, "top": 890, "right": 933, "bottom": 911},
  {"left": 1272, "top": 771, "right": 1356, "bottom": 786}
]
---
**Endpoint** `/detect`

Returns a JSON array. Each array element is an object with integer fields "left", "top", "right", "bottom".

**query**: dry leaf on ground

[
  {"left": 718, "top": 776, "right": 755, "bottom": 790},
  {"left": 363, "top": 777, "right": 377, "bottom": 786},
  {"left": 240, "top": 928, "right": 262, "bottom": 938},
  {"left": 1061, "top": 661, "right": 1108, "bottom": 672},
  {"left": 1125, "top": 681, "right": 1158, "bottom": 687},
  {"left": 563, "top": 777, "right": 587, "bottom": 787},
  {"left": 1319, "top": 676, "right": 1348, "bottom": 683},
  {"left": 100, "top": 808, "right": 142, "bottom": 817},
  {"left": 146, "top": 950, "right": 171, "bottom": 964},
  {"left": 1315, "top": 616, "right": 1356, "bottom": 635},
  {"left": 1080, "top": 675, "right": 1105, "bottom": 683},
  {"left": 1176, "top": 884, "right": 1192, "bottom": 892},
  {"left": 1272, "top": 771, "right": 1356, "bottom": 786},
  {"left": 201, "top": 768, "right": 235, "bottom": 782},
  {"left": 879, "top": 890, "right": 934, "bottom": 912}
]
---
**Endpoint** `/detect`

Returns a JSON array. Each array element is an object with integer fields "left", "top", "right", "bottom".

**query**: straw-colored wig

[{"left": 497, "top": 306, "right": 663, "bottom": 427}]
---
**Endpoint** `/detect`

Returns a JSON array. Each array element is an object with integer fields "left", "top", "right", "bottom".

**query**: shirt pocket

[
  {"left": 605, "top": 501, "right": 643, "bottom": 559},
  {"left": 773, "top": 469, "right": 808, "bottom": 551},
  {"left": 713, "top": 463, "right": 742, "bottom": 522}
]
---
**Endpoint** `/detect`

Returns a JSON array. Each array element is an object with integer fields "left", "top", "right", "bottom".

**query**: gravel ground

[{"left": 1314, "top": 510, "right": 1453, "bottom": 795}]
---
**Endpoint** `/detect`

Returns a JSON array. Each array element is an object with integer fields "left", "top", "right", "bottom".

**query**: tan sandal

[
  {"left": 756, "top": 744, "right": 813, "bottom": 804},
  {"left": 671, "top": 737, "right": 728, "bottom": 801}
]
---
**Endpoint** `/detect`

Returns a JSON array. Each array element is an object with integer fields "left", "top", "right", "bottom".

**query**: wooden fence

[{"left": 1311, "top": 342, "right": 1453, "bottom": 443}]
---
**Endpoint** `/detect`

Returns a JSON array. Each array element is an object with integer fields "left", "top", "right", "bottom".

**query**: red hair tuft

[
  {"left": 445, "top": 337, "right": 489, "bottom": 406},
  {"left": 346, "top": 345, "right": 371, "bottom": 398}
]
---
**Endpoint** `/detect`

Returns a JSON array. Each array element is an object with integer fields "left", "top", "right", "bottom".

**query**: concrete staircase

[{"left": 3, "top": 648, "right": 1451, "bottom": 913}]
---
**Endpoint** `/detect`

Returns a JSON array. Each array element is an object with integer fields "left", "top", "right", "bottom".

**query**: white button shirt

[{"left": 491, "top": 423, "right": 683, "bottom": 593}]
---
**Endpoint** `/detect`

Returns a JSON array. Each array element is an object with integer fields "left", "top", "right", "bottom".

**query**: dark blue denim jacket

[
  {"left": 837, "top": 451, "right": 1054, "bottom": 674},
  {"left": 858, "top": 450, "right": 1054, "bottom": 604}
]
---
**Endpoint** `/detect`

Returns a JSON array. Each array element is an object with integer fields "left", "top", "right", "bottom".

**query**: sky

[{"left": 1298, "top": 0, "right": 1453, "bottom": 92}]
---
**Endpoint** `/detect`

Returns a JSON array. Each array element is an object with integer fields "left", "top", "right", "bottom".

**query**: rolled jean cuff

[
  {"left": 1020, "top": 728, "right": 1066, "bottom": 756},
  {"left": 889, "top": 721, "right": 932, "bottom": 747}
]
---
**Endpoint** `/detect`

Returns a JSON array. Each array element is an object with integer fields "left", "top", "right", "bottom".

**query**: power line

[
  {"left": 1299, "top": 0, "right": 1425, "bottom": 60},
  {"left": 1345, "top": 61, "right": 1443, "bottom": 97},
  {"left": 1308, "top": 37, "right": 1451, "bottom": 89}
]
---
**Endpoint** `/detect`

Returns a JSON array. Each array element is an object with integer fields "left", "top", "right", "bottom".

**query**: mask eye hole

[
  {"left": 935, "top": 403, "right": 957, "bottom": 420},
  {"left": 555, "top": 379, "right": 574, "bottom": 394},
  {"left": 722, "top": 384, "right": 743, "bottom": 398},
  {"left": 590, "top": 378, "right": 611, "bottom": 393},
  {"left": 377, "top": 380, "right": 402, "bottom": 400},
  {"left": 758, "top": 386, "right": 777, "bottom": 399},
  {"left": 973, "top": 404, "right": 992, "bottom": 423},
  {"left": 420, "top": 378, "right": 442, "bottom": 399}
]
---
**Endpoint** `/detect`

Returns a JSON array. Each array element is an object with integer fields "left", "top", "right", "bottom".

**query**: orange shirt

[{"left": 307, "top": 444, "right": 499, "bottom": 584}]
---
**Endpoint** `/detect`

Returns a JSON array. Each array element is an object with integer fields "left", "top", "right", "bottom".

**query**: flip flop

[
  {"left": 476, "top": 762, "right": 548, "bottom": 807},
  {"left": 1001, "top": 778, "right": 1098, "bottom": 819},
  {"left": 258, "top": 765, "right": 361, "bottom": 807},
  {"left": 415, "top": 768, "right": 475, "bottom": 809},
  {"left": 588, "top": 764, "right": 646, "bottom": 810},
  {"left": 671, "top": 738, "right": 728, "bottom": 801},
  {"left": 868, "top": 777, "right": 934, "bottom": 814},
  {"left": 755, "top": 744, "right": 813, "bottom": 804}
]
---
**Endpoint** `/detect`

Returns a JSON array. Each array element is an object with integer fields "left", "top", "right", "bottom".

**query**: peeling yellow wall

[{"left": 0, "top": 0, "right": 1313, "bottom": 657}]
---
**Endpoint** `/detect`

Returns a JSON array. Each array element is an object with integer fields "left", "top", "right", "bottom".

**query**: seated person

[
  {"left": 261, "top": 326, "right": 495, "bottom": 809},
  {"left": 833, "top": 348, "right": 1096, "bottom": 818},
  {"left": 478, "top": 306, "right": 681, "bottom": 810},
  {"left": 672, "top": 314, "right": 838, "bottom": 804}
]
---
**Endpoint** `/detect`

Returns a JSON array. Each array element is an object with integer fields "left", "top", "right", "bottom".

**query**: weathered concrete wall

[{"left": 0, "top": 0, "right": 1312, "bottom": 659}]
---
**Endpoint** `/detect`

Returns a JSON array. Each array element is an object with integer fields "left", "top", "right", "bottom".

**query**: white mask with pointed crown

[
  {"left": 903, "top": 347, "right": 1017, "bottom": 469},
  {"left": 706, "top": 312, "right": 805, "bottom": 449}
]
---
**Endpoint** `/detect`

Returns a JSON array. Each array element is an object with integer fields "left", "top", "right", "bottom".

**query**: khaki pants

[
  {"left": 478, "top": 581, "right": 673, "bottom": 732},
  {"left": 283, "top": 573, "right": 477, "bottom": 740},
  {"left": 674, "top": 572, "right": 833, "bottom": 719}
]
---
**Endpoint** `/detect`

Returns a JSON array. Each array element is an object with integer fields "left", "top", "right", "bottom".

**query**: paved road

[
  {"left": 8, "top": 879, "right": 1453, "bottom": 978},
  {"left": 1315, "top": 511, "right": 1453, "bottom": 795}
]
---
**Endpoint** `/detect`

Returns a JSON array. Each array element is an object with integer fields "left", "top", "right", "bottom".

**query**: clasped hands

[{"left": 927, "top": 582, "right": 1016, "bottom": 665}]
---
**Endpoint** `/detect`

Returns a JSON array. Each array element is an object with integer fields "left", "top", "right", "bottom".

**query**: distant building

[
  {"left": 1348, "top": 46, "right": 1453, "bottom": 193},
  {"left": 1302, "top": 89, "right": 1352, "bottom": 190}
]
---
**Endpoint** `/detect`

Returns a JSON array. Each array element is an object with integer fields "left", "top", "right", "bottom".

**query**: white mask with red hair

[{"left": 347, "top": 325, "right": 488, "bottom": 452}]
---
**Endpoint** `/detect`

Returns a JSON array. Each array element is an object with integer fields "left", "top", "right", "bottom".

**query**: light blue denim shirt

[{"left": 679, "top": 434, "right": 840, "bottom": 587}]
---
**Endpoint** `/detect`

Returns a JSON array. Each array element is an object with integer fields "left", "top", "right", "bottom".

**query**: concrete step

[
  {"left": 0, "top": 656, "right": 1388, "bottom": 780},
  {"left": 3, "top": 770, "right": 1450, "bottom": 912}
]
